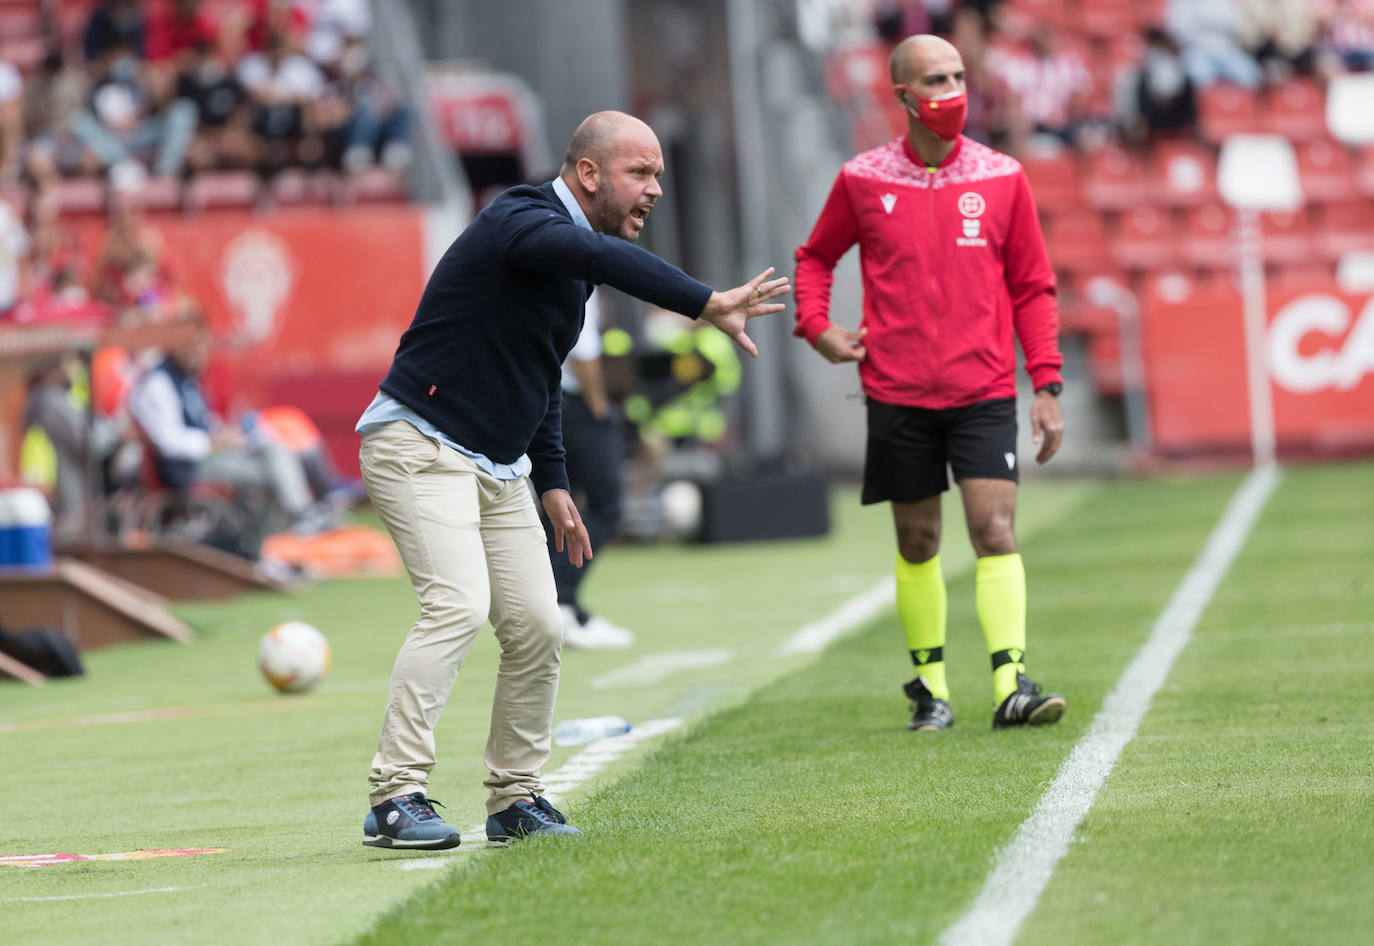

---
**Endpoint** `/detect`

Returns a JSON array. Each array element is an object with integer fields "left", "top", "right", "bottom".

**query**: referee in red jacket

[{"left": 794, "top": 34, "right": 1067, "bottom": 733}]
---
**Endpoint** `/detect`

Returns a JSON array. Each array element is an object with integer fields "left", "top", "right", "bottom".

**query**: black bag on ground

[{"left": 0, "top": 620, "right": 84, "bottom": 677}]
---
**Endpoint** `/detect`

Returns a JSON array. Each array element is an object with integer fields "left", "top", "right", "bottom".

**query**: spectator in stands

[
  {"left": 0, "top": 201, "right": 30, "bottom": 318},
  {"left": 1317, "top": 0, "right": 1374, "bottom": 73},
  {"left": 144, "top": 0, "right": 222, "bottom": 68},
  {"left": 0, "top": 59, "right": 21, "bottom": 190},
  {"left": 1241, "top": 0, "right": 1319, "bottom": 79},
  {"left": 178, "top": 30, "right": 257, "bottom": 173},
  {"left": 329, "top": 39, "right": 412, "bottom": 175},
  {"left": 1167, "top": 0, "right": 1264, "bottom": 87},
  {"left": 68, "top": 40, "right": 198, "bottom": 181},
  {"left": 21, "top": 51, "right": 98, "bottom": 187},
  {"left": 94, "top": 184, "right": 196, "bottom": 324},
  {"left": 127, "top": 318, "right": 323, "bottom": 535},
  {"left": 988, "top": 24, "right": 1093, "bottom": 148},
  {"left": 1120, "top": 27, "right": 1200, "bottom": 144},
  {"left": 83, "top": 0, "right": 146, "bottom": 65},
  {"left": 236, "top": 17, "right": 327, "bottom": 175},
  {"left": 950, "top": 2, "right": 1012, "bottom": 148}
]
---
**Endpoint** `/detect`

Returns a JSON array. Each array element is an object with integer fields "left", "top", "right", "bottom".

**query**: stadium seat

[
  {"left": 183, "top": 171, "right": 261, "bottom": 212},
  {"left": 1022, "top": 149, "right": 1084, "bottom": 214},
  {"left": 339, "top": 168, "right": 408, "bottom": 204},
  {"left": 1263, "top": 79, "right": 1327, "bottom": 140},
  {"left": 1354, "top": 145, "right": 1374, "bottom": 199},
  {"left": 1043, "top": 209, "right": 1113, "bottom": 274},
  {"left": 124, "top": 175, "right": 183, "bottom": 214},
  {"left": 1081, "top": 145, "right": 1147, "bottom": 210},
  {"left": 1086, "top": 329, "right": 1124, "bottom": 396},
  {"left": 267, "top": 168, "right": 334, "bottom": 208},
  {"left": 51, "top": 176, "right": 106, "bottom": 216},
  {"left": 1080, "top": 0, "right": 1137, "bottom": 38},
  {"left": 1198, "top": 83, "right": 1263, "bottom": 144},
  {"left": 1314, "top": 200, "right": 1374, "bottom": 260},
  {"left": 1057, "top": 268, "right": 1129, "bottom": 336},
  {"left": 1180, "top": 203, "right": 1236, "bottom": 269},
  {"left": 1268, "top": 259, "right": 1333, "bottom": 287},
  {"left": 1296, "top": 139, "right": 1356, "bottom": 203},
  {"left": 1144, "top": 139, "right": 1219, "bottom": 206},
  {"left": 1258, "top": 208, "right": 1315, "bottom": 263},
  {"left": 1111, "top": 205, "right": 1177, "bottom": 270}
]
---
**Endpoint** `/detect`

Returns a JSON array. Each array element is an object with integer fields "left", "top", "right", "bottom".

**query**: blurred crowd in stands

[
  {"left": 846, "top": 0, "right": 1374, "bottom": 154},
  {"left": 1, "top": 2, "right": 402, "bottom": 554}
]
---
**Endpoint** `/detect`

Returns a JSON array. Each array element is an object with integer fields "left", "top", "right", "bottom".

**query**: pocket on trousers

[{"left": 362, "top": 421, "right": 443, "bottom": 473}]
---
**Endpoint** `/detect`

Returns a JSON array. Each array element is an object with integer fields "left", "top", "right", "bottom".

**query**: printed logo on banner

[
  {"left": 1268, "top": 294, "right": 1374, "bottom": 393},
  {"left": 956, "top": 191, "right": 987, "bottom": 247},
  {"left": 220, "top": 230, "right": 297, "bottom": 343}
]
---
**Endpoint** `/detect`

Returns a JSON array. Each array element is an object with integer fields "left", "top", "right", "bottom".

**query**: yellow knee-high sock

[
  {"left": 976, "top": 553, "right": 1027, "bottom": 705},
  {"left": 895, "top": 553, "right": 948, "bottom": 700}
]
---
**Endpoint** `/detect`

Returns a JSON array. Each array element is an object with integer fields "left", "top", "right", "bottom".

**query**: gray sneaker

[
  {"left": 362, "top": 793, "right": 461, "bottom": 850},
  {"left": 485, "top": 797, "right": 581, "bottom": 843}
]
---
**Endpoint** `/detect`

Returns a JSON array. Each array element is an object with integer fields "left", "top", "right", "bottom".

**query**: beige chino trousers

[{"left": 359, "top": 420, "right": 562, "bottom": 815}]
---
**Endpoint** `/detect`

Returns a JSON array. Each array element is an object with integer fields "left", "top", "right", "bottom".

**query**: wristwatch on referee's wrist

[{"left": 1035, "top": 382, "right": 1063, "bottom": 396}]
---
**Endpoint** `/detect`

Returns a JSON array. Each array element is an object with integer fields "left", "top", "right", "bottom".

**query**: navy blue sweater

[{"left": 378, "top": 182, "right": 713, "bottom": 495}]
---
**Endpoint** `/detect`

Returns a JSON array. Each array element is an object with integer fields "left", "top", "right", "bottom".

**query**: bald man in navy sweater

[{"left": 355, "top": 111, "right": 790, "bottom": 849}]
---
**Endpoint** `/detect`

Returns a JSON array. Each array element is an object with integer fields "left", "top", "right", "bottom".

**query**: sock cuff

[
  {"left": 976, "top": 552, "right": 1024, "bottom": 581},
  {"left": 895, "top": 552, "right": 942, "bottom": 584},
  {"left": 910, "top": 645, "right": 944, "bottom": 666}
]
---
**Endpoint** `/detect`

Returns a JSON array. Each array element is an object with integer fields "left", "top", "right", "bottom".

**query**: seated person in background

[
  {"left": 94, "top": 185, "right": 198, "bottom": 325},
  {"left": 126, "top": 319, "right": 326, "bottom": 535},
  {"left": 21, "top": 354, "right": 93, "bottom": 541}
]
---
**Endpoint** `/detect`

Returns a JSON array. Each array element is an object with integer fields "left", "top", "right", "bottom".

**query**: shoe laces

[
  {"left": 532, "top": 795, "right": 565, "bottom": 823},
  {"left": 516, "top": 799, "right": 556, "bottom": 826},
  {"left": 399, "top": 794, "right": 446, "bottom": 822}
]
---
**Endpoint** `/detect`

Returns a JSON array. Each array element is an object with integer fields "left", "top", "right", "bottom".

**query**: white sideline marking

[
  {"left": 3, "top": 885, "right": 203, "bottom": 902},
  {"left": 396, "top": 718, "right": 685, "bottom": 871},
  {"left": 776, "top": 578, "right": 896, "bottom": 655},
  {"left": 939, "top": 466, "right": 1280, "bottom": 946},
  {"left": 591, "top": 651, "right": 733, "bottom": 689}
]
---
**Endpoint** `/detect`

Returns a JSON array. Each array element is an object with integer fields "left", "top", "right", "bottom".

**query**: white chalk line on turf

[
  {"left": 396, "top": 718, "right": 685, "bottom": 871},
  {"left": 777, "top": 578, "right": 897, "bottom": 655},
  {"left": 939, "top": 465, "right": 1280, "bottom": 946},
  {"left": 3, "top": 885, "right": 204, "bottom": 903}
]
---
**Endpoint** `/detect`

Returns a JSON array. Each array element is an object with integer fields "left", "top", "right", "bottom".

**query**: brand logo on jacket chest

[{"left": 955, "top": 191, "right": 988, "bottom": 247}]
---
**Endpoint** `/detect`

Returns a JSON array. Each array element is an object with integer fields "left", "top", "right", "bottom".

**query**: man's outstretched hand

[{"left": 699, "top": 267, "right": 792, "bottom": 358}]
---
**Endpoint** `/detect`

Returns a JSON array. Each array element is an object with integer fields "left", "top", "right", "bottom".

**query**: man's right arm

[{"left": 793, "top": 172, "right": 859, "bottom": 346}]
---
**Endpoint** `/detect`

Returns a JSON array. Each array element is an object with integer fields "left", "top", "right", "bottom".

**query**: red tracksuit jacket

[{"left": 794, "top": 135, "right": 1063, "bottom": 409}]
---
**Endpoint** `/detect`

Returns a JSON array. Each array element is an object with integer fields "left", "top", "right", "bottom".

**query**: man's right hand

[{"left": 814, "top": 325, "right": 868, "bottom": 363}]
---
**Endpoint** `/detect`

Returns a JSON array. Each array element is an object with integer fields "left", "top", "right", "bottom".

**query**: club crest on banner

[{"left": 220, "top": 230, "right": 297, "bottom": 344}]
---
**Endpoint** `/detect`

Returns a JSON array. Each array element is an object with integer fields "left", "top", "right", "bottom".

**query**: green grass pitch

[{"left": 2, "top": 461, "right": 1371, "bottom": 945}]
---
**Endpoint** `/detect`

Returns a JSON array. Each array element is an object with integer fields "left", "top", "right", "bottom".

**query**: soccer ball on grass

[{"left": 258, "top": 621, "right": 331, "bottom": 693}]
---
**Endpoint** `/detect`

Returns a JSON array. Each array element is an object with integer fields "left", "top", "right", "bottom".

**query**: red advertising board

[
  {"left": 71, "top": 205, "right": 431, "bottom": 474},
  {"left": 1143, "top": 278, "right": 1374, "bottom": 455}
]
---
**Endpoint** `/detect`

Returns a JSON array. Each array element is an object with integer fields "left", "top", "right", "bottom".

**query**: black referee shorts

[{"left": 861, "top": 396, "right": 1019, "bottom": 505}]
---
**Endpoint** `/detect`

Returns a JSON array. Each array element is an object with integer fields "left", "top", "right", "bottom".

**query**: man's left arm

[
  {"left": 1004, "top": 171, "right": 1064, "bottom": 464},
  {"left": 528, "top": 387, "right": 593, "bottom": 566}
]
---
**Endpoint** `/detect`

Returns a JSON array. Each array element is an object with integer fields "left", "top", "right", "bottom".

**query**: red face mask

[{"left": 899, "top": 87, "right": 967, "bottom": 141}]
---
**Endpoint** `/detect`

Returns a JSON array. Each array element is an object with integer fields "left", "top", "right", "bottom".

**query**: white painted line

[
  {"left": 939, "top": 466, "right": 1280, "bottom": 946},
  {"left": 591, "top": 651, "right": 733, "bottom": 689},
  {"left": 396, "top": 718, "right": 685, "bottom": 870},
  {"left": 776, "top": 578, "right": 896, "bottom": 655},
  {"left": 4, "top": 885, "right": 204, "bottom": 903}
]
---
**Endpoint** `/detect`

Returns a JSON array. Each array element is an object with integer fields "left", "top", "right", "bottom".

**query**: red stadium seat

[
  {"left": 1180, "top": 203, "right": 1236, "bottom": 270},
  {"left": 1080, "top": 0, "right": 1137, "bottom": 38},
  {"left": 1081, "top": 145, "right": 1147, "bottom": 210},
  {"left": 1043, "top": 209, "right": 1112, "bottom": 275},
  {"left": 1263, "top": 79, "right": 1327, "bottom": 140},
  {"left": 1351, "top": 145, "right": 1374, "bottom": 199},
  {"left": 1258, "top": 208, "right": 1315, "bottom": 263},
  {"left": 339, "top": 167, "right": 408, "bottom": 204},
  {"left": 1111, "top": 205, "right": 1178, "bottom": 270},
  {"left": 1057, "top": 268, "right": 1129, "bottom": 336},
  {"left": 1021, "top": 149, "right": 1084, "bottom": 214},
  {"left": 1198, "top": 83, "right": 1263, "bottom": 144},
  {"left": 1314, "top": 200, "right": 1374, "bottom": 259},
  {"left": 1087, "top": 329, "right": 1124, "bottom": 396},
  {"left": 1296, "top": 139, "right": 1356, "bottom": 203},
  {"left": 1144, "top": 139, "right": 1219, "bottom": 206},
  {"left": 51, "top": 176, "right": 106, "bottom": 216},
  {"left": 183, "top": 171, "right": 261, "bottom": 212},
  {"left": 268, "top": 168, "right": 334, "bottom": 208}
]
